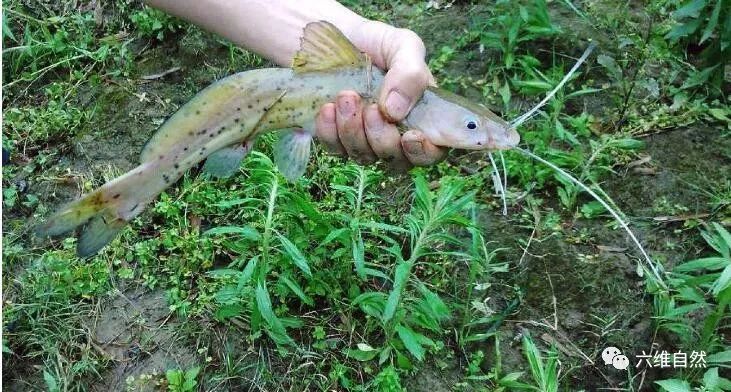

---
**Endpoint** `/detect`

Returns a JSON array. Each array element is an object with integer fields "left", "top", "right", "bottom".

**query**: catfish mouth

[{"left": 480, "top": 127, "right": 520, "bottom": 151}]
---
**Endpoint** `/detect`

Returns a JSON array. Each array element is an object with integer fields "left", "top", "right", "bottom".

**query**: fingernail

[
  {"left": 337, "top": 96, "right": 355, "bottom": 116},
  {"left": 385, "top": 90, "right": 410, "bottom": 120},
  {"left": 364, "top": 105, "right": 384, "bottom": 132},
  {"left": 404, "top": 140, "right": 424, "bottom": 156}
]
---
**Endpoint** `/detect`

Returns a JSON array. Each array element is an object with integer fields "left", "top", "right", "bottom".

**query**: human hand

[{"left": 314, "top": 20, "right": 447, "bottom": 172}]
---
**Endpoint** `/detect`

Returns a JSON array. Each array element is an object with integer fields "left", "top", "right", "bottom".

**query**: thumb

[{"left": 376, "top": 29, "right": 435, "bottom": 122}]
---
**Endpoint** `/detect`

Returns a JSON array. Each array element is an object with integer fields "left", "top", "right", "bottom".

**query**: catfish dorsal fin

[{"left": 292, "top": 21, "right": 368, "bottom": 73}]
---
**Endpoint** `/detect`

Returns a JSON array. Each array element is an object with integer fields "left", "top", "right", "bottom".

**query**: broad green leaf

[
  {"left": 666, "top": 18, "right": 703, "bottom": 42},
  {"left": 353, "top": 292, "right": 387, "bottom": 318},
  {"left": 673, "top": 257, "right": 727, "bottom": 272},
  {"left": 276, "top": 233, "right": 312, "bottom": 277},
  {"left": 379, "top": 345, "right": 392, "bottom": 365},
  {"left": 395, "top": 324, "right": 425, "bottom": 361},
  {"left": 499, "top": 81, "right": 511, "bottom": 108},
  {"left": 609, "top": 138, "right": 644, "bottom": 150},
  {"left": 215, "top": 303, "right": 243, "bottom": 320},
  {"left": 672, "top": 0, "right": 707, "bottom": 19},
  {"left": 237, "top": 256, "right": 258, "bottom": 290},
  {"left": 2, "top": 13, "right": 16, "bottom": 43},
  {"left": 700, "top": 0, "right": 722, "bottom": 43},
  {"left": 344, "top": 344, "right": 380, "bottom": 361},
  {"left": 417, "top": 284, "right": 451, "bottom": 322},
  {"left": 512, "top": 79, "right": 553, "bottom": 93},
  {"left": 681, "top": 65, "right": 718, "bottom": 90},
  {"left": 655, "top": 379, "right": 692, "bottom": 392},
  {"left": 709, "top": 108, "right": 731, "bottom": 124},
  {"left": 166, "top": 370, "right": 183, "bottom": 387},
  {"left": 362, "top": 267, "right": 389, "bottom": 280},
  {"left": 214, "top": 286, "right": 239, "bottom": 304},
  {"left": 255, "top": 281, "right": 293, "bottom": 345},
  {"left": 43, "top": 370, "right": 59, "bottom": 392},
  {"left": 707, "top": 350, "right": 731, "bottom": 364},
  {"left": 255, "top": 282, "right": 277, "bottom": 325},
  {"left": 711, "top": 264, "right": 731, "bottom": 297},
  {"left": 320, "top": 227, "right": 349, "bottom": 247},
  {"left": 184, "top": 366, "right": 200, "bottom": 387},
  {"left": 597, "top": 54, "right": 622, "bottom": 81},
  {"left": 703, "top": 368, "right": 720, "bottom": 390},
  {"left": 581, "top": 201, "right": 606, "bottom": 218}
]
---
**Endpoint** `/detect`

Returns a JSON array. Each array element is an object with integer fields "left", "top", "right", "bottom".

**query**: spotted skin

[{"left": 35, "top": 66, "right": 384, "bottom": 256}]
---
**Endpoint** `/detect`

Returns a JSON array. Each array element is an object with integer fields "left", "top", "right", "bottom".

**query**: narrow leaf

[
  {"left": 382, "top": 261, "right": 412, "bottom": 323},
  {"left": 277, "top": 233, "right": 312, "bottom": 277},
  {"left": 203, "top": 225, "right": 260, "bottom": 240},
  {"left": 280, "top": 275, "right": 314, "bottom": 305},
  {"left": 395, "top": 324, "right": 425, "bottom": 361}
]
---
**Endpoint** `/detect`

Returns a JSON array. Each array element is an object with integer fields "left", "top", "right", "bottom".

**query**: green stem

[{"left": 258, "top": 174, "right": 279, "bottom": 284}]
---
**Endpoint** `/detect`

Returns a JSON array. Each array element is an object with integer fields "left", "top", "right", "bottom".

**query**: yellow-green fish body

[{"left": 36, "top": 21, "right": 519, "bottom": 257}]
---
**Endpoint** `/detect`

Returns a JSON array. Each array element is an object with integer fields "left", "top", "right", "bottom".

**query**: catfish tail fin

[{"left": 36, "top": 162, "right": 162, "bottom": 257}]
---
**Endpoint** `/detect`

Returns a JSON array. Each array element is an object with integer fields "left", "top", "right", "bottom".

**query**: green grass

[{"left": 2, "top": 0, "right": 730, "bottom": 390}]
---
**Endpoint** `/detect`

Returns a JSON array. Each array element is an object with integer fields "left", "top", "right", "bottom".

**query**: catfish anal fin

[
  {"left": 202, "top": 141, "right": 254, "bottom": 178},
  {"left": 274, "top": 128, "right": 313, "bottom": 181}
]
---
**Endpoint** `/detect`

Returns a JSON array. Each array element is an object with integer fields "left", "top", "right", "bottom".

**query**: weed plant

[{"left": 2, "top": 0, "right": 730, "bottom": 390}]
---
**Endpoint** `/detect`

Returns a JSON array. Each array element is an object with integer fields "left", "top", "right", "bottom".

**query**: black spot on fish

[
  {"left": 184, "top": 147, "right": 189, "bottom": 151},
  {"left": 163, "top": 174, "right": 170, "bottom": 183},
  {"left": 129, "top": 203, "right": 139, "bottom": 213},
  {"left": 159, "top": 155, "right": 164, "bottom": 160},
  {"left": 263, "top": 107, "right": 268, "bottom": 112},
  {"left": 196, "top": 110, "right": 201, "bottom": 115},
  {"left": 476, "top": 142, "right": 482, "bottom": 146},
  {"left": 237, "top": 107, "right": 241, "bottom": 111},
  {"left": 234, "top": 118, "right": 240, "bottom": 123},
  {"left": 113, "top": 194, "right": 121, "bottom": 199},
  {"left": 174, "top": 164, "right": 180, "bottom": 169},
  {"left": 247, "top": 104, "right": 252, "bottom": 109},
  {"left": 210, "top": 133, "right": 215, "bottom": 138},
  {"left": 188, "top": 131, "right": 194, "bottom": 136}
]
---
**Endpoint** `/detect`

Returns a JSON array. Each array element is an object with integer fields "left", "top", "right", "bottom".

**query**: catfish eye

[{"left": 464, "top": 116, "right": 479, "bottom": 130}]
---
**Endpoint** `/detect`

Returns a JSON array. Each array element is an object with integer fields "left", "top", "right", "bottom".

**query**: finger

[
  {"left": 363, "top": 104, "right": 411, "bottom": 172},
  {"left": 401, "top": 129, "right": 448, "bottom": 167},
  {"left": 315, "top": 103, "right": 346, "bottom": 156},
  {"left": 377, "top": 29, "right": 435, "bottom": 122},
  {"left": 335, "top": 91, "right": 376, "bottom": 164},
  {"left": 379, "top": 62, "right": 433, "bottom": 122}
]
